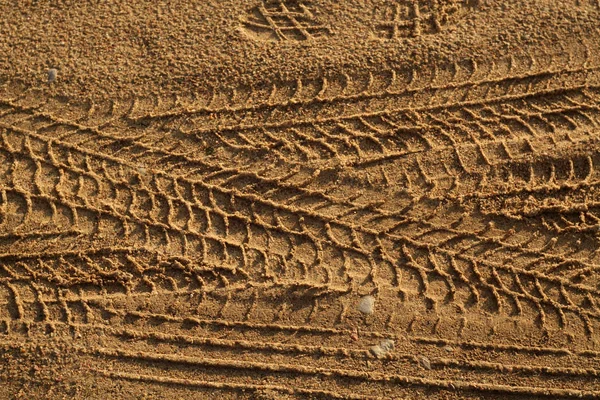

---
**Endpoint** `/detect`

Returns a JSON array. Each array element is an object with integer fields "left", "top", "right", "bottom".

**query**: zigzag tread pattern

[{"left": 3, "top": 46, "right": 600, "bottom": 397}]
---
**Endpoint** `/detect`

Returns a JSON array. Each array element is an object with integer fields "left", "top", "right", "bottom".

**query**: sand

[{"left": 1, "top": 0, "right": 600, "bottom": 398}]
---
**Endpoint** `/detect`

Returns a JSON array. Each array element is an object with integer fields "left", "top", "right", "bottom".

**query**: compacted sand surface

[{"left": 1, "top": 1, "right": 600, "bottom": 398}]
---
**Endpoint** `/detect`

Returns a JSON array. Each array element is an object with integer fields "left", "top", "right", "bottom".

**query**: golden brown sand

[{"left": 1, "top": 1, "right": 600, "bottom": 398}]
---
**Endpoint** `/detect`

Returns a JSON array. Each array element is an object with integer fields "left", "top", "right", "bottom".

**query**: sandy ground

[{"left": 1, "top": 0, "right": 600, "bottom": 398}]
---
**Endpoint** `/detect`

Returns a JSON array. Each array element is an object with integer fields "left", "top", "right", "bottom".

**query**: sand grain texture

[{"left": 2, "top": 0, "right": 600, "bottom": 399}]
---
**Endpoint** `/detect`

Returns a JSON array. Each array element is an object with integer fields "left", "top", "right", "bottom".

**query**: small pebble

[
  {"left": 47, "top": 68, "right": 58, "bottom": 83},
  {"left": 380, "top": 339, "right": 394, "bottom": 352},
  {"left": 369, "top": 339, "right": 395, "bottom": 358},
  {"left": 443, "top": 345, "right": 454, "bottom": 352},
  {"left": 370, "top": 344, "right": 385, "bottom": 358},
  {"left": 418, "top": 356, "right": 431, "bottom": 370},
  {"left": 357, "top": 295, "right": 375, "bottom": 314}
]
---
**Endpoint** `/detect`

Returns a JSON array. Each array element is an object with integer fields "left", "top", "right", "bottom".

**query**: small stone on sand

[
  {"left": 357, "top": 295, "right": 375, "bottom": 314},
  {"left": 47, "top": 68, "right": 57, "bottom": 83},
  {"left": 370, "top": 339, "right": 395, "bottom": 358},
  {"left": 418, "top": 356, "right": 431, "bottom": 370},
  {"left": 370, "top": 344, "right": 385, "bottom": 358},
  {"left": 380, "top": 339, "right": 394, "bottom": 352}
]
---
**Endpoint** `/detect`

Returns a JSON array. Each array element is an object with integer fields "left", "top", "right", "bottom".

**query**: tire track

[
  {"left": 93, "top": 369, "right": 379, "bottom": 400},
  {"left": 7, "top": 302, "right": 600, "bottom": 396},
  {"left": 3, "top": 111, "right": 600, "bottom": 279},
  {"left": 2, "top": 120, "right": 600, "bottom": 338},
  {"left": 2, "top": 52, "right": 599, "bottom": 174},
  {"left": 80, "top": 347, "right": 600, "bottom": 399}
]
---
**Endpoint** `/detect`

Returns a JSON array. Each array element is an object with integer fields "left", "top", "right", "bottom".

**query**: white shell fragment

[
  {"left": 47, "top": 68, "right": 58, "bottom": 83},
  {"left": 357, "top": 295, "right": 375, "bottom": 314},
  {"left": 370, "top": 339, "right": 395, "bottom": 358},
  {"left": 418, "top": 356, "right": 431, "bottom": 370}
]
